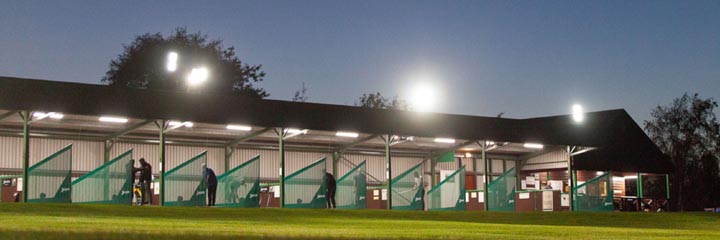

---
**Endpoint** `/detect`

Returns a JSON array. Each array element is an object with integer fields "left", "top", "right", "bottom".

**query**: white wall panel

[
  {"left": 110, "top": 142, "right": 158, "bottom": 174},
  {"left": 0, "top": 136, "right": 22, "bottom": 169},
  {"left": 165, "top": 145, "right": 223, "bottom": 173},
  {"left": 29, "top": 138, "right": 103, "bottom": 172},
  {"left": 229, "top": 148, "right": 277, "bottom": 178},
  {"left": 391, "top": 156, "right": 424, "bottom": 179},
  {"left": 339, "top": 153, "right": 386, "bottom": 183},
  {"left": 522, "top": 150, "right": 568, "bottom": 171}
]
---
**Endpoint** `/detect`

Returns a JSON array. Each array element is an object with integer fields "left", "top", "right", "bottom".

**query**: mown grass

[{"left": 0, "top": 203, "right": 718, "bottom": 239}]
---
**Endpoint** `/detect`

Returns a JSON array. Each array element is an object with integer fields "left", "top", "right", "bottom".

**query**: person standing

[
  {"left": 203, "top": 164, "right": 218, "bottom": 206},
  {"left": 325, "top": 171, "right": 337, "bottom": 208},
  {"left": 138, "top": 158, "right": 152, "bottom": 205}
]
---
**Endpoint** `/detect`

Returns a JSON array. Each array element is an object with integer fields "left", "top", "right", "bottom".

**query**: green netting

[
  {"left": 574, "top": 172, "right": 613, "bottom": 212},
  {"left": 284, "top": 157, "right": 327, "bottom": 208},
  {"left": 428, "top": 166, "right": 466, "bottom": 211},
  {"left": 216, "top": 155, "right": 261, "bottom": 208},
  {"left": 163, "top": 151, "right": 207, "bottom": 206},
  {"left": 391, "top": 162, "right": 424, "bottom": 210},
  {"left": 487, "top": 167, "right": 515, "bottom": 211},
  {"left": 336, "top": 161, "right": 367, "bottom": 209},
  {"left": 27, "top": 145, "right": 72, "bottom": 203},
  {"left": 72, "top": 149, "right": 133, "bottom": 204}
]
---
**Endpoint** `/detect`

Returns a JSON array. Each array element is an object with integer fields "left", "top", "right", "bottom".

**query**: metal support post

[
  {"left": 385, "top": 134, "right": 392, "bottom": 210},
  {"left": 481, "top": 141, "right": 489, "bottom": 211},
  {"left": 20, "top": 111, "right": 31, "bottom": 202},
  {"left": 277, "top": 128, "right": 286, "bottom": 208},
  {"left": 158, "top": 120, "right": 166, "bottom": 206}
]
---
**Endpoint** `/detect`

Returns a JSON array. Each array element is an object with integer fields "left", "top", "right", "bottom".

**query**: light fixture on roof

[
  {"left": 168, "top": 121, "right": 193, "bottom": 128},
  {"left": 33, "top": 112, "right": 63, "bottom": 120},
  {"left": 226, "top": 125, "right": 252, "bottom": 131},
  {"left": 596, "top": 171, "right": 604, "bottom": 175},
  {"left": 624, "top": 175, "right": 637, "bottom": 179},
  {"left": 572, "top": 104, "right": 584, "bottom": 123},
  {"left": 336, "top": 131, "right": 359, "bottom": 138},
  {"left": 434, "top": 138, "right": 456, "bottom": 144},
  {"left": 465, "top": 152, "right": 473, "bottom": 158},
  {"left": 286, "top": 128, "right": 308, "bottom": 134},
  {"left": 187, "top": 67, "right": 209, "bottom": 86},
  {"left": 167, "top": 52, "right": 178, "bottom": 72},
  {"left": 523, "top": 143, "right": 544, "bottom": 149},
  {"left": 99, "top": 116, "right": 129, "bottom": 123}
]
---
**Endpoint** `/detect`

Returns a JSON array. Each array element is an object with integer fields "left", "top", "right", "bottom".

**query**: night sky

[{"left": 1, "top": 0, "right": 718, "bottom": 123}]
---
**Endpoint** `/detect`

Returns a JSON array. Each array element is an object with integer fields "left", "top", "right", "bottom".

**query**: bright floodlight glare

[
  {"left": 167, "top": 52, "right": 178, "bottom": 72},
  {"left": 596, "top": 171, "right": 604, "bottom": 175},
  {"left": 572, "top": 104, "right": 584, "bottom": 123},
  {"left": 286, "top": 128, "right": 308, "bottom": 134},
  {"left": 99, "top": 116, "right": 128, "bottom": 123},
  {"left": 523, "top": 143, "right": 544, "bottom": 149},
  {"left": 624, "top": 175, "right": 638, "bottom": 179},
  {"left": 434, "top": 138, "right": 456, "bottom": 144},
  {"left": 34, "top": 112, "right": 63, "bottom": 120},
  {"left": 169, "top": 121, "right": 193, "bottom": 128},
  {"left": 465, "top": 152, "right": 473, "bottom": 158},
  {"left": 410, "top": 83, "right": 436, "bottom": 112},
  {"left": 187, "top": 67, "right": 209, "bottom": 86},
  {"left": 336, "top": 131, "right": 359, "bottom": 138},
  {"left": 226, "top": 125, "right": 252, "bottom": 131}
]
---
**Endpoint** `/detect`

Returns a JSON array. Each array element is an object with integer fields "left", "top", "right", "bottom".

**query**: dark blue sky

[{"left": 1, "top": 1, "right": 718, "bottom": 123}]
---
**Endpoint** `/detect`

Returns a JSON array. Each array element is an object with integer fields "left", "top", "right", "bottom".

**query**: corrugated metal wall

[
  {"left": 0, "top": 136, "right": 428, "bottom": 183},
  {"left": 0, "top": 136, "right": 22, "bottom": 169},
  {"left": 0, "top": 136, "right": 103, "bottom": 172},
  {"left": 522, "top": 150, "right": 568, "bottom": 171}
]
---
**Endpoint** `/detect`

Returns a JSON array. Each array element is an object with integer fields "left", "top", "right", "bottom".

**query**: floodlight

[
  {"left": 336, "top": 131, "right": 359, "bottom": 138},
  {"left": 226, "top": 125, "right": 252, "bottom": 131},
  {"left": 410, "top": 83, "right": 436, "bottom": 112},
  {"left": 434, "top": 138, "right": 455, "bottom": 144},
  {"left": 187, "top": 67, "right": 209, "bottom": 86},
  {"left": 99, "top": 116, "right": 129, "bottom": 123},
  {"left": 286, "top": 128, "right": 308, "bottom": 134},
  {"left": 167, "top": 52, "right": 178, "bottom": 72},
  {"left": 572, "top": 104, "right": 584, "bottom": 123},
  {"left": 169, "top": 121, "right": 193, "bottom": 127},
  {"left": 523, "top": 143, "right": 544, "bottom": 149}
]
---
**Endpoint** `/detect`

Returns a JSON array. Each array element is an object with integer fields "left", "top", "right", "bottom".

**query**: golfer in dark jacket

[
  {"left": 138, "top": 158, "right": 152, "bottom": 205},
  {"left": 325, "top": 172, "right": 337, "bottom": 208},
  {"left": 204, "top": 164, "right": 218, "bottom": 206}
]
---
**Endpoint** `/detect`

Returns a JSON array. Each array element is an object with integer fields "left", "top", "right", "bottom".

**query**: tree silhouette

[
  {"left": 356, "top": 92, "right": 410, "bottom": 110},
  {"left": 292, "top": 82, "right": 309, "bottom": 102},
  {"left": 102, "top": 27, "right": 268, "bottom": 98},
  {"left": 644, "top": 93, "right": 720, "bottom": 211}
]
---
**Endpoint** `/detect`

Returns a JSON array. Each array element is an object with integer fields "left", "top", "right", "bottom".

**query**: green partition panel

[
  {"left": 72, "top": 149, "right": 134, "bottom": 204},
  {"left": 574, "top": 172, "right": 613, "bottom": 212},
  {"left": 163, "top": 151, "right": 207, "bottom": 206},
  {"left": 284, "top": 157, "right": 327, "bottom": 208},
  {"left": 487, "top": 167, "right": 515, "bottom": 211},
  {"left": 336, "top": 161, "right": 367, "bottom": 209},
  {"left": 428, "top": 166, "right": 466, "bottom": 211},
  {"left": 216, "top": 155, "right": 261, "bottom": 208},
  {"left": 391, "top": 162, "right": 424, "bottom": 210},
  {"left": 27, "top": 145, "right": 72, "bottom": 203}
]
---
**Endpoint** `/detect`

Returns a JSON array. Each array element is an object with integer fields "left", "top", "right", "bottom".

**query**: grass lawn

[{"left": 0, "top": 204, "right": 718, "bottom": 239}]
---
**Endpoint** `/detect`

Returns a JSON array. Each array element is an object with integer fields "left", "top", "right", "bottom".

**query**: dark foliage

[
  {"left": 644, "top": 93, "right": 720, "bottom": 211},
  {"left": 102, "top": 27, "right": 268, "bottom": 98}
]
